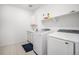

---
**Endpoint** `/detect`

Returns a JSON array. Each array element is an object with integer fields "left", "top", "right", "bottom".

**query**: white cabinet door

[{"left": 47, "top": 36, "right": 74, "bottom": 55}]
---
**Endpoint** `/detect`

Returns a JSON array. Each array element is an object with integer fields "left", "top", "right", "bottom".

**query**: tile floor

[{"left": 0, "top": 42, "right": 35, "bottom": 55}]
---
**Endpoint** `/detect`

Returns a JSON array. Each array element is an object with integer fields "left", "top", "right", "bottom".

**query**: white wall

[
  {"left": 33, "top": 4, "right": 79, "bottom": 30},
  {"left": 0, "top": 5, "right": 32, "bottom": 46},
  {"left": 1, "top": 4, "right": 79, "bottom": 46}
]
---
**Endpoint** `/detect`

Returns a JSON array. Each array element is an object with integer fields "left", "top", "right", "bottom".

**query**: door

[{"left": 47, "top": 36, "right": 74, "bottom": 55}]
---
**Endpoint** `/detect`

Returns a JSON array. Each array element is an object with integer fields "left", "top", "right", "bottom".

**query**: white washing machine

[
  {"left": 32, "top": 28, "right": 52, "bottom": 55},
  {"left": 47, "top": 29, "right": 79, "bottom": 55}
]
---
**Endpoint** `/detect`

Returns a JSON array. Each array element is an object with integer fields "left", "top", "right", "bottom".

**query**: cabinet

[
  {"left": 32, "top": 33, "right": 42, "bottom": 54},
  {"left": 32, "top": 32, "right": 47, "bottom": 55},
  {"left": 47, "top": 36, "right": 74, "bottom": 55}
]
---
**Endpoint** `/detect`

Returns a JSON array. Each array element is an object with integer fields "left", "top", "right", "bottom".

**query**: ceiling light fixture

[{"left": 28, "top": 5, "right": 32, "bottom": 7}]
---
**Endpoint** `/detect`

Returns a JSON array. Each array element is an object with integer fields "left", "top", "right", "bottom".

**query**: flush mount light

[{"left": 28, "top": 4, "right": 32, "bottom": 7}]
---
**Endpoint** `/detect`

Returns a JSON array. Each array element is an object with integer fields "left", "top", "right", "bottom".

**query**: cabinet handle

[{"left": 65, "top": 42, "right": 69, "bottom": 44}]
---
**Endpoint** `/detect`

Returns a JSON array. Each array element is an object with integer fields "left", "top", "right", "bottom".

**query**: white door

[{"left": 47, "top": 36, "right": 74, "bottom": 55}]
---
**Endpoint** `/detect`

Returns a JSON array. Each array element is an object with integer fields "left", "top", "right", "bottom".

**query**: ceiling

[{"left": 10, "top": 4, "right": 43, "bottom": 11}]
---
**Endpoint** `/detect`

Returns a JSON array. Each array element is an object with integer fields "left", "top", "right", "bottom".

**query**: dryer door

[{"left": 47, "top": 36, "right": 74, "bottom": 55}]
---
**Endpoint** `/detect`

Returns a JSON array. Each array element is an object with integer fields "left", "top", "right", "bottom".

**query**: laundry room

[{"left": 0, "top": 4, "right": 79, "bottom": 55}]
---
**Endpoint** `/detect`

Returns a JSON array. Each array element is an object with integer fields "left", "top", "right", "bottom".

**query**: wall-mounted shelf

[
  {"left": 41, "top": 18, "right": 55, "bottom": 27},
  {"left": 42, "top": 19, "right": 53, "bottom": 22},
  {"left": 42, "top": 11, "right": 79, "bottom": 23},
  {"left": 41, "top": 11, "right": 79, "bottom": 27}
]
